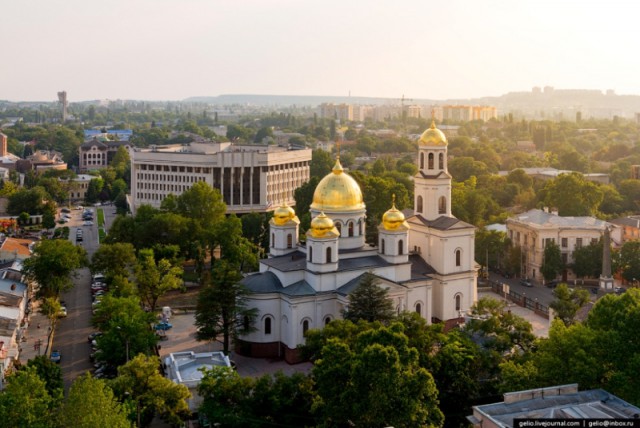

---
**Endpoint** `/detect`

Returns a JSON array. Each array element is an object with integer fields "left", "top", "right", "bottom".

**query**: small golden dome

[
  {"left": 382, "top": 196, "right": 407, "bottom": 230},
  {"left": 311, "top": 158, "right": 365, "bottom": 212},
  {"left": 418, "top": 120, "right": 447, "bottom": 147},
  {"left": 309, "top": 212, "right": 335, "bottom": 238},
  {"left": 272, "top": 204, "right": 296, "bottom": 226}
]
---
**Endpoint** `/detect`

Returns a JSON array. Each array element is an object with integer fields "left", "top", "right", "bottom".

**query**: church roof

[
  {"left": 336, "top": 273, "right": 368, "bottom": 296},
  {"left": 241, "top": 271, "right": 283, "bottom": 293},
  {"left": 407, "top": 214, "right": 475, "bottom": 231},
  {"left": 418, "top": 170, "right": 452, "bottom": 180},
  {"left": 408, "top": 254, "right": 436, "bottom": 280},
  {"left": 281, "top": 280, "right": 316, "bottom": 296},
  {"left": 260, "top": 251, "right": 308, "bottom": 272}
]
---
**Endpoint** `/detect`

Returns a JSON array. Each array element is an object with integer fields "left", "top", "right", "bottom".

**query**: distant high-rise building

[
  {"left": 0, "top": 132, "right": 7, "bottom": 157},
  {"left": 57, "top": 91, "right": 68, "bottom": 122}
]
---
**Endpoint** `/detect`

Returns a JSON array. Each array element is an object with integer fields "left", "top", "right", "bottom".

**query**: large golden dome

[
  {"left": 308, "top": 212, "right": 337, "bottom": 238},
  {"left": 272, "top": 203, "right": 297, "bottom": 226},
  {"left": 419, "top": 120, "right": 447, "bottom": 147},
  {"left": 382, "top": 196, "right": 408, "bottom": 231},
  {"left": 311, "top": 158, "right": 365, "bottom": 212}
]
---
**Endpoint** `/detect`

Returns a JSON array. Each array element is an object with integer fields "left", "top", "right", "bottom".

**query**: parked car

[
  {"left": 58, "top": 306, "right": 67, "bottom": 317},
  {"left": 50, "top": 350, "right": 61, "bottom": 363},
  {"left": 88, "top": 332, "right": 102, "bottom": 342},
  {"left": 545, "top": 279, "right": 560, "bottom": 288},
  {"left": 61, "top": 208, "right": 71, "bottom": 213},
  {"left": 520, "top": 278, "right": 533, "bottom": 287},
  {"left": 84, "top": 221, "right": 94, "bottom": 226}
]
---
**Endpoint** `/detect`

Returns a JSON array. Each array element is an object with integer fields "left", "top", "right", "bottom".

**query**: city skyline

[{"left": 2, "top": 0, "right": 640, "bottom": 102}]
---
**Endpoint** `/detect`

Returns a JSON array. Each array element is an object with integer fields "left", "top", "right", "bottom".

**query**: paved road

[
  {"left": 487, "top": 272, "right": 557, "bottom": 307},
  {"left": 53, "top": 205, "right": 117, "bottom": 388}
]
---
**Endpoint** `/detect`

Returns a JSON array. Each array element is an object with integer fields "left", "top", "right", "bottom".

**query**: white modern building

[
  {"left": 130, "top": 142, "right": 312, "bottom": 214},
  {"left": 506, "top": 209, "right": 621, "bottom": 283},
  {"left": 164, "top": 351, "right": 231, "bottom": 410},
  {"left": 238, "top": 122, "right": 478, "bottom": 363}
]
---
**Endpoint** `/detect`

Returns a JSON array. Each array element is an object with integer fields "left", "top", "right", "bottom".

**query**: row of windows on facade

[
  {"left": 137, "top": 161, "right": 309, "bottom": 173},
  {"left": 416, "top": 196, "right": 447, "bottom": 214},
  {"left": 255, "top": 294, "right": 463, "bottom": 336},
  {"left": 83, "top": 153, "right": 107, "bottom": 159},
  {"left": 419, "top": 152, "right": 445, "bottom": 170},
  {"left": 512, "top": 231, "right": 598, "bottom": 249}
]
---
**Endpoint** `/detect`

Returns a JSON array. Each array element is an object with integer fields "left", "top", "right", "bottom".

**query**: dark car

[
  {"left": 520, "top": 278, "right": 533, "bottom": 287},
  {"left": 545, "top": 279, "right": 560, "bottom": 288},
  {"left": 50, "top": 350, "right": 61, "bottom": 363}
]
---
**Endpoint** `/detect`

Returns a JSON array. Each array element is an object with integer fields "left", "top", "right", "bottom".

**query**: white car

[
  {"left": 58, "top": 306, "right": 67, "bottom": 317},
  {"left": 84, "top": 221, "right": 94, "bottom": 226}
]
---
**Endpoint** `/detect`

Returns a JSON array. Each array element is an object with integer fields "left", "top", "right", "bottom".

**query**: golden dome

[
  {"left": 310, "top": 158, "right": 365, "bottom": 212},
  {"left": 272, "top": 204, "right": 296, "bottom": 226},
  {"left": 418, "top": 120, "right": 447, "bottom": 147},
  {"left": 382, "top": 196, "right": 407, "bottom": 230},
  {"left": 309, "top": 212, "right": 336, "bottom": 238}
]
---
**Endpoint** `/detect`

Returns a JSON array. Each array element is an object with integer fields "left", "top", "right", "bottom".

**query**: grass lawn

[
  {"left": 97, "top": 208, "right": 105, "bottom": 227},
  {"left": 98, "top": 228, "right": 106, "bottom": 242}
]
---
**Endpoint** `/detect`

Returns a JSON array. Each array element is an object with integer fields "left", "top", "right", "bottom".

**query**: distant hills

[{"left": 186, "top": 90, "right": 640, "bottom": 118}]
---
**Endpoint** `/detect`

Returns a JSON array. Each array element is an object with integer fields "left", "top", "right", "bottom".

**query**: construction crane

[{"left": 398, "top": 94, "right": 414, "bottom": 134}]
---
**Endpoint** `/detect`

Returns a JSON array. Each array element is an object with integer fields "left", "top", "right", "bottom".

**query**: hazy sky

[{"left": 3, "top": 0, "right": 639, "bottom": 102}]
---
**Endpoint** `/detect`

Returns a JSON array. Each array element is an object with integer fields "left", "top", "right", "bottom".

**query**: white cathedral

[{"left": 238, "top": 122, "right": 478, "bottom": 362}]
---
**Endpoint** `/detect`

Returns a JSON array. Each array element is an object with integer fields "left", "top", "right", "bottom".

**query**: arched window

[
  {"left": 438, "top": 196, "right": 446, "bottom": 214},
  {"left": 415, "top": 303, "right": 422, "bottom": 315},
  {"left": 381, "top": 239, "right": 386, "bottom": 254},
  {"left": 335, "top": 222, "right": 341, "bottom": 235},
  {"left": 326, "top": 247, "right": 332, "bottom": 263},
  {"left": 358, "top": 220, "right": 362, "bottom": 235},
  {"left": 420, "top": 153, "right": 425, "bottom": 169},
  {"left": 264, "top": 317, "right": 272, "bottom": 335},
  {"left": 455, "top": 294, "right": 462, "bottom": 311},
  {"left": 287, "top": 234, "right": 292, "bottom": 249},
  {"left": 398, "top": 239, "right": 404, "bottom": 255},
  {"left": 271, "top": 233, "right": 275, "bottom": 248},
  {"left": 308, "top": 246, "right": 313, "bottom": 262},
  {"left": 302, "top": 320, "right": 309, "bottom": 335},
  {"left": 324, "top": 317, "right": 331, "bottom": 326},
  {"left": 243, "top": 315, "right": 250, "bottom": 331},
  {"left": 439, "top": 153, "right": 444, "bottom": 170},
  {"left": 455, "top": 249, "right": 461, "bottom": 267},
  {"left": 428, "top": 153, "right": 434, "bottom": 169},
  {"left": 348, "top": 221, "right": 354, "bottom": 237},
  {"left": 417, "top": 196, "right": 423, "bottom": 213}
]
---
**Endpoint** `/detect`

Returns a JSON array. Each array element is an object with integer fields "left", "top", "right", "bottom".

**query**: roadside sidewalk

[
  {"left": 478, "top": 290, "right": 549, "bottom": 337},
  {"left": 19, "top": 300, "right": 54, "bottom": 362}
]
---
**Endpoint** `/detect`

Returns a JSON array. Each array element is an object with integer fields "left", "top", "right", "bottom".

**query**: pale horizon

[{"left": 2, "top": 0, "right": 640, "bottom": 103}]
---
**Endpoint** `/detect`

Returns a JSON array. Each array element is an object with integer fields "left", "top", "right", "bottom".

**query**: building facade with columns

[
  {"left": 505, "top": 209, "right": 620, "bottom": 283},
  {"left": 238, "top": 122, "right": 477, "bottom": 362},
  {"left": 130, "top": 142, "right": 311, "bottom": 215}
]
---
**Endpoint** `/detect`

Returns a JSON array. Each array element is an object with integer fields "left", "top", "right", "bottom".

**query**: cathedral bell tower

[
  {"left": 414, "top": 119, "right": 452, "bottom": 220},
  {"left": 378, "top": 195, "right": 410, "bottom": 264},
  {"left": 306, "top": 212, "right": 339, "bottom": 273},
  {"left": 269, "top": 202, "right": 300, "bottom": 257}
]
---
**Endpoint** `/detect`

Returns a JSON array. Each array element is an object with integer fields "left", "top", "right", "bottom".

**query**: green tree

[
  {"left": 614, "top": 240, "right": 640, "bottom": 283},
  {"left": 539, "top": 172, "right": 603, "bottom": 216},
  {"left": 24, "top": 355, "right": 63, "bottom": 400},
  {"left": 310, "top": 149, "right": 333, "bottom": 178},
  {"left": 91, "top": 242, "right": 137, "bottom": 282},
  {"left": 194, "top": 260, "right": 257, "bottom": 354},
  {"left": 39, "top": 297, "right": 62, "bottom": 355},
  {"left": 58, "top": 374, "right": 131, "bottom": 428},
  {"left": 134, "top": 248, "right": 183, "bottom": 313},
  {"left": 475, "top": 228, "right": 510, "bottom": 272},
  {"left": 312, "top": 323, "right": 444, "bottom": 428},
  {"left": 343, "top": 272, "right": 395, "bottom": 323},
  {"left": 572, "top": 239, "right": 603, "bottom": 278},
  {"left": 549, "top": 284, "right": 590, "bottom": 326},
  {"left": 85, "top": 177, "right": 104, "bottom": 204},
  {"left": 23, "top": 239, "right": 87, "bottom": 299},
  {"left": 0, "top": 367, "right": 55, "bottom": 427},
  {"left": 465, "top": 297, "right": 536, "bottom": 354},
  {"left": 112, "top": 354, "right": 191, "bottom": 428},
  {"left": 7, "top": 186, "right": 51, "bottom": 215},
  {"left": 198, "top": 368, "right": 315, "bottom": 428},
  {"left": 253, "top": 126, "right": 273, "bottom": 143},
  {"left": 540, "top": 241, "right": 562, "bottom": 282},
  {"left": 92, "top": 295, "right": 158, "bottom": 366}
]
